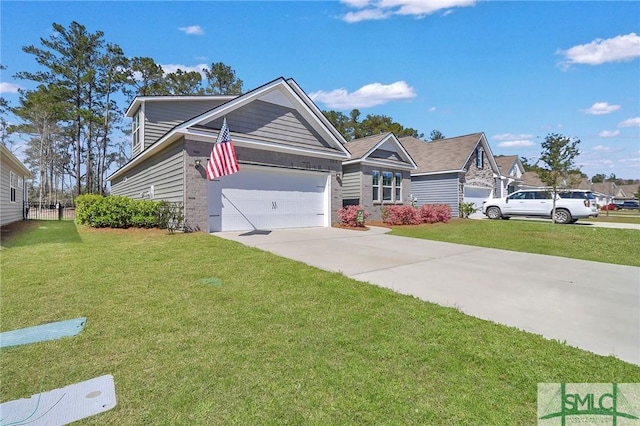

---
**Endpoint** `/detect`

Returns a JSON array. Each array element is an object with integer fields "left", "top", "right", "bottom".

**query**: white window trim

[
  {"left": 382, "top": 171, "right": 393, "bottom": 202},
  {"left": 394, "top": 172, "right": 402, "bottom": 204},
  {"left": 9, "top": 171, "right": 17, "bottom": 203},
  {"left": 372, "top": 170, "right": 404, "bottom": 204},
  {"left": 132, "top": 111, "right": 140, "bottom": 151},
  {"left": 372, "top": 170, "right": 380, "bottom": 202}
]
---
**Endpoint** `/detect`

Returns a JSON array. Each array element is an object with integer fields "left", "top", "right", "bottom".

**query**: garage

[
  {"left": 463, "top": 185, "right": 493, "bottom": 210},
  {"left": 208, "top": 165, "right": 329, "bottom": 232}
]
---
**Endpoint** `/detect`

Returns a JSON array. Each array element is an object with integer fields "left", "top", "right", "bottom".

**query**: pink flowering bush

[
  {"left": 337, "top": 205, "right": 369, "bottom": 227},
  {"left": 383, "top": 204, "right": 452, "bottom": 225},
  {"left": 382, "top": 205, "right": 421, "bottom": 225},
  {"left": 425, "top": 204, "right": 452, "bottom": 223}
]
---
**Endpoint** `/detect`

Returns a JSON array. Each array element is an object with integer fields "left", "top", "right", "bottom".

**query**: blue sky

[{"left": 2, "top": 1, "right": 639, "bottom": 179}]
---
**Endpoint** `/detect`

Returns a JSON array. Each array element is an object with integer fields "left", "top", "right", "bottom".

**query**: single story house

[
  {"left": 108, "top": 77, "right": 351, "bottom": 232},
  {"left": 494, "top": 155, "right": 524, "bottom": 197},
  {"left": 342, "top": 132, "right": 417, "bottom": 221},
  {"left": 1, "top": 144, "right": 32, "bottom": 226},
  {"left": 398, "top": 133, "right": 500, "bottom": 217}
]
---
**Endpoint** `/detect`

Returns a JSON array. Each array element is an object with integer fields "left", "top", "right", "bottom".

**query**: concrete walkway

[{"left": 215, "top": 226, "right": 640, "bottom": 365}]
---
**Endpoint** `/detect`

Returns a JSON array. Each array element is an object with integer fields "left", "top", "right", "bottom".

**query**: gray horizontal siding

[
  {"left": 111, "top": 141, "right": 184, "bottom": 203},
  {"left": 202, "top": 100, "right": 330, "bottom": 149},
  {"left": 0, "top": 162, "right": 26, "bottom": 226},
  {"left": 143, "top": 100, "right": 227, "bottom": 149},
  {"left": 342, "top": 165, "right": 361, "bottom": 200},
  {"left": 411, "top": 173, "right": 460, "bottom": 217}
]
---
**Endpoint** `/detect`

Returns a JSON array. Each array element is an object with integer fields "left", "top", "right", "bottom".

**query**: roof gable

[
  {"left": 399, "top": 132, "right": 499, "bottom": 175},
  {"left": 494, "top": 155, "right": 524, "bottom": 177},
  {"left": 344, "top": 133, "right": 417, "bottom": 170},
  {"left": 109, "top": 78, "right": 351, "bottom": 181}
]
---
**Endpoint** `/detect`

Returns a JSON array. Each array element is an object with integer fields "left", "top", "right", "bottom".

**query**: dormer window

[{"left": 476, "top": 146, "right": 484, "bottom": 169}]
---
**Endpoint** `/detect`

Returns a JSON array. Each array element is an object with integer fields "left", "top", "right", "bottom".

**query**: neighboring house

[
  {"left": 1, "top": 144, "right": 32, "bottom": 226},
  {"left": 399, "top": 133, "right": 500, "bottom": 217},
  {"left": 108, "top": 77, "right": 351, "bottom": 232},
  {"left": 575, "top": 180, "right": 638, "bottom": 206},
  {"left": 494, "top": 155, "right": 524, "bottom": 197},
  {"left": 517, "top": 171, "right": 546, "bottom": 191},
  {"left": 342, "top": 133, "right": 417, "bottom": 221}
]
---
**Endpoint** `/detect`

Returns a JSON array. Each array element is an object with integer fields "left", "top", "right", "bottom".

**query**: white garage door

[
  {"left": 463, "top": 186, "right": 493, "bottom": 210},
  {"left": 208, "top": 166, "right": 329, "bottom": 232}
]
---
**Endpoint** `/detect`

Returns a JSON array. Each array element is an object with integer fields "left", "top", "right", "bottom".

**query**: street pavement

[{"left": 215, "top": 225, "right": 640, "bottom": 365}]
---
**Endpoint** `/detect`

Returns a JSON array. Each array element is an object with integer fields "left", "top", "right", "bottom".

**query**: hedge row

[
  {"left": 382, "top": 204, "right": 452, "bottom": 225},
  {"left": 75, "top": 195, "right": 182, "bottom": 229},
  {"left": 337, "top": 204, "right": 452, "bottom": 227}
]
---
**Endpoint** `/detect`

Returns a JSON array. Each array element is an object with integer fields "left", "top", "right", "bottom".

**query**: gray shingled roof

[
  {"left": 519, "top": 171, "right": 546, "bottom": 187},
  {"left": 399, "top": 133, "right": 484, "bottom": 174},
  {"left": 344, "top": 132, "right": 417, "bottom": 169},
  {"left": 494, "top": 155, "right": 519, "bottom": 176},
  {"left": 344, "top": 133, "right": 391, "bottom": 159}
]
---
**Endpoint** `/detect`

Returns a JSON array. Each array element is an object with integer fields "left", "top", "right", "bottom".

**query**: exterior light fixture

[{"left": 194, "top": 159, "right": 201, "bottom": 168}]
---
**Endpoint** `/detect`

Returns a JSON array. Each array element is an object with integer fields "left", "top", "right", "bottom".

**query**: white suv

[{"left": 481, "top": 189, "right": 598, "bottom": 224}]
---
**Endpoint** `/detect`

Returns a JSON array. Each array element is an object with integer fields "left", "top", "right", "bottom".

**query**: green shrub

[
  {"left": 459, "top": 201, "right": 477, "bottom": 219},
  {"left": 75, "top": 195, "right": 166, "bottom": 229},
  {"left": 157, "top": 201, "right": 184, "bottom": 233}
]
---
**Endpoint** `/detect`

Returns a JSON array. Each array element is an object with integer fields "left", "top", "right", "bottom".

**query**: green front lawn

[
  {"left": 1, "top": 222, "right": 639, "bottom": 424},
  {"left": 389, "top": 219, "right": 640, "bottom": 267},
  {"left": 589, "top": 210, "right": 640, "bottom": 224}
]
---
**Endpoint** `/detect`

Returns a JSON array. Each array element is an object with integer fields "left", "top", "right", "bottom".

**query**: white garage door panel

[
  {"left": 463, "top": 186, "right": 493, "bottom": 209},
  {"left": 209, "top": 166, "right": 328, "bottom": 232}
]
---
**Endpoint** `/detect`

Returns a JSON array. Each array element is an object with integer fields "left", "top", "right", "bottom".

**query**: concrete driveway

[{"left": 215, "top": 226, "right": 640, "bottom": 365}]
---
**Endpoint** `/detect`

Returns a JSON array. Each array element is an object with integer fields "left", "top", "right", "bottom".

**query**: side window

[
  {"left": 394, "top": 173, "right": 402, "bottom": 203},
  {"left": 132, "top": 110, "right": 141, "bottom": 152},
  {"left": 382, "top": 171, "right": 393, "bottom": 201},
  {"left": 10, "top": 171, "right": 17, "bottom": 203},
  {"left": 509, "top": 192, "right": 526, "bottom": 200},
  {"left": 372, "top": 170, "right": 380, "bottom": 202}
]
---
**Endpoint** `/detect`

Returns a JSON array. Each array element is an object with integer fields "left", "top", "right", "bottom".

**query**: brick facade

[{"left": 359, "top": 165, "right": 413, "bottom": 222}]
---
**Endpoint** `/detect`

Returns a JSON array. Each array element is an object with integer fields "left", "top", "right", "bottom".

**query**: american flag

[{"left": 206, "top": 118, "right": 240, "bottom": 180}]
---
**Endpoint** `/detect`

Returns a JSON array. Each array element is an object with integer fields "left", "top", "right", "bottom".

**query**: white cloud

[
  {"left": 0, "top": 82, "right": 21, "bottom": 94},
  {"left": 618, "top": 117, "right": 640, "bottom": 127},
  {"left": 343, "top": 8, "right": 389, "bottom": 23},
  {"left": 178, "top": 25, "right": 204, "bottom": 35},
  {"left": 427, "top": 106, "right": 437, "bottom": 112},
  {"left": 592, "top": 145, "right": 623, "bottom": 153},
  {"left": 492, "top": 133, "right": 534, "bottom": 141},
  {"left": 160, "top": 63, "right": 209, "bottom": 76},
  {"left": 557, "top": 32, "right": 640, "bottom": 68},
  {"left": 309, "top": 81, "right": 416, "bottom": 109},
  {"left": 582, "top": 102, "right": 620, "bottom": 115},
  {"left": 598, "top": 130, "right": 620, "bottom": 138},
  {"left": 341, "top": 0, "right": 476, "bottom": 23},
  {"left": 497, "top": 140, "right": 535, "bottom": 148}
]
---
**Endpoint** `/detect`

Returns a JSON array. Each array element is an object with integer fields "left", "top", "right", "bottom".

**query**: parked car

[
  {"left": 481, "top": 189, "right": 598, "bottom": 224},
  {"left": 617, "top": 200, "right": 640, "bottom": 210}
]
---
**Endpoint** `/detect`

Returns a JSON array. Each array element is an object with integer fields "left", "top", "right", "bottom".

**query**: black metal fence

[{"left": 26, "top": 203, "right": 76, "bottom": 221}]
